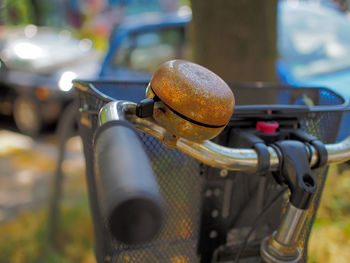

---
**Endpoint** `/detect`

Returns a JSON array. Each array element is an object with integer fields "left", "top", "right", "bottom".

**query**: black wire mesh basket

[{"left": 74, "top": 79, "right": 347, "bottom": 263}]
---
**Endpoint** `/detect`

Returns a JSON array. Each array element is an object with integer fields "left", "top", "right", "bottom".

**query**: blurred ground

[
  {"left": 0, "top": 123, "right": 84, "bottom": 223},
  {"left": 0, "top": 130, "right": 56, "bottom": 222},
  {"left": 0, "top": 117, "right": 93, "bottom": 263},
  {"left": 0, "top": 118, "right": 350, "bottom": 262}
]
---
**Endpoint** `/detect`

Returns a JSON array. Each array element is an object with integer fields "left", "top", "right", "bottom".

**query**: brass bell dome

[{"left": 147, "top": 60, "right": 235, "bottom": 142}]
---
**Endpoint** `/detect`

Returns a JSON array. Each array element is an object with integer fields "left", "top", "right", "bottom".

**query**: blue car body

[
  {"left": 99, "top": 11, "right": 191, "bottom": 81},
  {"left": 100, "top": 3, "right": 350, "bottom": 140},
  {"left": 277, "top": 1, "right": 350, "bottom": 140}
]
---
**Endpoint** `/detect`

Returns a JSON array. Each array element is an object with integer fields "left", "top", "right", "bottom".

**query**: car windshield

[
  {"left": 2, "top": 29, "right": 93, "bottom": 71},
  {"left": 278, "top": 2, "right": 350, "bottom": 78},
  {"left": 111, "top": 27, "right": 185, "bottom": 74}
]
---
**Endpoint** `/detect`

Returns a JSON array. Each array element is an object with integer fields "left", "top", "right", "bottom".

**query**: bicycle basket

[{"left": 74, "top": 79, "right": 347, "bottom": 263}]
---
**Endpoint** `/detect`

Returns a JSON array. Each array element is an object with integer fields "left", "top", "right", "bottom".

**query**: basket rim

[{"left": 73, "top": 79, "right": 349, "bottom": 114}]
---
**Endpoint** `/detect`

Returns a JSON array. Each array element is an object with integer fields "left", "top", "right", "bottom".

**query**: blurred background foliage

[
  {"left": 1, "top": 0, "right": 350, "bottom": 262},
  {"left": 1, "top": 0, "right": 191, "bottom": 50},
  {"left": 309, "top": 165, "right": 350, "bottom": 263}
]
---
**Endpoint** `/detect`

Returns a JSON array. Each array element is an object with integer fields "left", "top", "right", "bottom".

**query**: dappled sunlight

[
  {"left": 0, "top": 130, "right": 92, "bottom": 263},
  {"left": 11, "top": 151, "right": 56, "bottom": 172},
  {"left": 0, "top": 130, "right": 34, "bottom": 156},
  {"left": 14, "top": 170, "right": 36, "bottom": 186}
]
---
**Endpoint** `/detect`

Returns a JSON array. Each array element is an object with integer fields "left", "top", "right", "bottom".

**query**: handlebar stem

[
  {"left": 274, "top": 140, "right": 316, "bottom": 209},
  {"left": 275, "top": 204, "right": 307, "bottom": 246},
  {"left": 260, "top": 204, "right": 306, "bottom": 263}
]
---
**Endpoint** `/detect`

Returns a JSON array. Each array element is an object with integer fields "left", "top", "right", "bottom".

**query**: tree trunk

[
  {"left": 190, "top": 0, "right": 278, "bottom": 82},
  {"left": 29, "top": 0, "right": 48, "bottom": 26}
]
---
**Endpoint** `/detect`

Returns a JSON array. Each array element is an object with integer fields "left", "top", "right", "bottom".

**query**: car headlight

[{"left": 58, "top": 71, "right": 77, "bottom": 92}]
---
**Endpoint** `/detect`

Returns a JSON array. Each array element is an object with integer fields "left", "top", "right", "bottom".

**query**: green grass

[
  {"left": 0, "top": 166, "right": 95, "bottom": 263},
  {"left": 0, "top": 202, "right": 95, "bottom": 263},
  {"left": 308, "top": 164, "right": 350, "bottom": 263}
]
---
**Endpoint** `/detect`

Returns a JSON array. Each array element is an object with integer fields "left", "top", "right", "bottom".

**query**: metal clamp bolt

[{"left": 220, "top": 169, "right": 228, "bottom": 177}]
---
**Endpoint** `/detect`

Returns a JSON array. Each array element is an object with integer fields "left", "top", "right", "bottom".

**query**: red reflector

[{"left": 256, "top": 121, "right": 279, "bottom": 134}]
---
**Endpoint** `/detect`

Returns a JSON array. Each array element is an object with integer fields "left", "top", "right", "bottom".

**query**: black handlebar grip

[{"left": 94, "top": 121, "right": 163, "bottom": 244}]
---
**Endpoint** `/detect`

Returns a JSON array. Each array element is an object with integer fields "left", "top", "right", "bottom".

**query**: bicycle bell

[{"left": 136, "top": 60, "right": 235, "bottom": 143}]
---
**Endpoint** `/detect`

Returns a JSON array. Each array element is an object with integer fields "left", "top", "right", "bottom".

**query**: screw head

[{"left": 220, "top": 169, "right": 228, "bottom": 177}]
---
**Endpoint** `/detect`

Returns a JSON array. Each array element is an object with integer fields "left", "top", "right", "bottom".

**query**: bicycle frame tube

[{"left": 99, "top": 101, "right": 350, "bottom": 173}]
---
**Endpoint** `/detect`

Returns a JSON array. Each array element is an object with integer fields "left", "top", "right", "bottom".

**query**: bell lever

[
  {"left": 261, "top": 140, "right": 318, "bottom": 263},
  {"left": 136, "top": 98, "right": 156, "bottom": 118}
]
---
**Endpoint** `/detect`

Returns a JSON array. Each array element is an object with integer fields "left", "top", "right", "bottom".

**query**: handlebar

[
  {"left": 94, "top": 118, "right": 163, "bottom": 244},
  {"left": 99, "top": 100, "right": 350, "bottom": 173}
]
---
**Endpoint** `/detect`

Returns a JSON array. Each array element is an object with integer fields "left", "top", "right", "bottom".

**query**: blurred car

[
  {"left": 277, "top": 1, "right": 350, "bottom": 140},
  {"left": 0, "top": 25, "right": 101, "bottom": 136},
  {"left": 99, "top": 9, "right": 191, "bottom": 80},
  {"left": 101, "top": 3, "right": 350, "bottom": 140}
]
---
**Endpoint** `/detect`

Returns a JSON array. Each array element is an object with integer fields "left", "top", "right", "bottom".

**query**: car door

[{"left": 102, "top": 26, "right": 186, "bottom": 80}]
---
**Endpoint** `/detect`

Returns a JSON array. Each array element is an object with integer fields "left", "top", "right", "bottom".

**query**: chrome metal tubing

[
  {"left": 99, "top": 100, "right": 136, "bottom": 125},
  {"left": 326, "top": 138, "right": 350, "bottom": 164},
  {"left": 99, "top": 101, "right": 350, "bottom": 173},
  {"left": 260, "top": 204, "right": 306, "bottom": 263},
  {"left": 176, "top": 138, "right": 279, "bottom": 172},
  {"left": 275, "top": 204, "right": 307, "bottom": 246}
]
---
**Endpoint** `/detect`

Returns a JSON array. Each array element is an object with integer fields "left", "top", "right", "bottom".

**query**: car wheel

[{"left": 13, "top": 96, "right": 42, "bottom": 137}]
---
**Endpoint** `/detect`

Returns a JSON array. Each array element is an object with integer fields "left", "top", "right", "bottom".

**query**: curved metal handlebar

[{"left": 99, "top": 101, "right": 350, "bottom": 173}]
